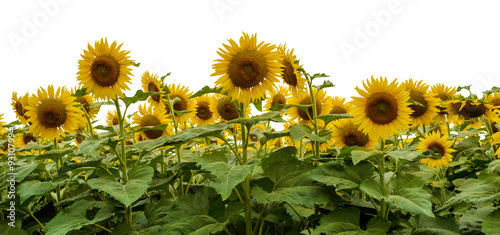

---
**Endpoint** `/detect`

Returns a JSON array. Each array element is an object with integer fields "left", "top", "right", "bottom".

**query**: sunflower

[
  {"left": 0, "top": 113, "right": 4, "bottom": 128},
  {"left": 417, "top": 132, "right": 455, "bottom": 169},
  {"left": 192, "top": 95, "right": 217, "bottom": 126},
  {"left": 77, "top": 38, "right": 134, "bottom": 100},
  {"left": 351, "top": 76, "right": 412, "bottom": 140},
  {"left": 305, "top": 124, "right": 335, "bottom": 153},
  {"left": 329, "top": 96, "right": 353, "bottom": 115},
  {"left": 446, "top": 98, "right": 497, "bottom": 126},
  {"left": 282, "top": 120, "right": 300, "bottom": 148},
  {"left": 25, "top": 85, "right": 84, "bottom": 140},
  {"left": 165, "top": 84, "right": 195, "bottom": 124},
  {"left": 132, "top": 104, "right": 171, "bottom": 140},
  {"left": 486, "top": 92, "right": 500, "bottom": 116},
  {"left": 212, "top": 32, "right": 281, "bottom": 104},
  {"left": 277, "top": 44, "right": 307, "bottom": 96},
  {"left": 331, "top": 118, "right": 376, "bottom": 149},
  {"left": 264, "top": 85, "right": 291, "bottom": 113},
  {"left": 490, "top": 132, "right": 500, "bottom": 158},
  {"left": 210, "top": 94, "right": 250, "bottom": 122},
  {"left": 141, "top": 71, "right": 165, "bottom": 108},
  {"left": 403, "top": 79, "right": 440, "bottom": 126},
  {"left": 106, "top": 110, "right": 121, "bottom": 126},
  {"left": 430, "top": 83, "right": 456, "bottom": 124},
  {"left": 11, "top": 92, "right": 30, "bottom": 125},
  {"left": 14, "top": 133, "right": 37, "bottom": 149},
  {"left": 71, "top": 87, "right": 100, "bottom": 129},
  {"left": 289, "top": 87, "right": 332, "bottom": 125}
]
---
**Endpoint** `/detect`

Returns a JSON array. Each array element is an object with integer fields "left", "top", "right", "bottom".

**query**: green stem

[
  {"left": 114, "top": 97, "right": 131, "bottom": 225},
  {"left": 28, "top": 208, "right": 44, "bottom": 229},
  {"left": 285, "top": 202, "right": 311, "bottom": 234},
  {"left": 219, "top": 137, "right": 244, "bottom": 165},
  {"left": 94, "top": 223, "right": 112, "bottom": 233},
  {"left": 304, "top": 73, "right": 320, "bottom": 157}
]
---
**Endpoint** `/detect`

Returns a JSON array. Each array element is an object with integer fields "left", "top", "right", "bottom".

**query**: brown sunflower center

[
  {"left": 37, "top": 99, "right": 67, "bottom": 128},
  {"left": 2, "top": 142, "right": 8, "bottom": 151},
  {"left": 341, "top": 125, "right": 369, "bottom": 147},
  {"left": 227, "top": 50, "right": 267, "bottom": 89},
  {"left": 452, "top": 101, "right": 486, "bottom": 118},
  {"left": 428, "top": 143, "right": 445, "bottom": 156},
  {"left": 490, "top": 98, "right": 500, "bottom": 107},
  {"left": 271, "top": 94, "right": 287, "bottom": 108},
  {"left": 112, "top": 117, "right": 119, "bottom": 126},
  {"left": 23, "top": 134, "right": 36, "bottom": 144},
  {"left": 75, "top": 97, "right": 91, "bottom": 114},
  {"left": 281, "top": 59, "right": 297, "bottom": 86},
  {"left": 166, "top": 95, "right": 188, "bottom": 116},
  {"left": 196, "top": 101, "right": 213, "bottom": 120},
  {"left": 298, "top": 97, "right": 321, "bottom": 121},
  {"left": 140, "top": 115, "right": 163, "bottom": 139},
  {"left": 330, "top": 106, "right": 347, "bottom": 114},
  {"left": 436, "top": 93, "right": 451, "bottom": 101},
  {"left": 90, "top": 56, "right": 120, "bottom": 87},
  {"left": 147, "top": 82, "right": 161, "bottom": 102},
  {"left": 15, "top": 101, "right": 25, "bottom": 117},
  {"left": 217, "top": 99, "right": 239, "bottom": 121},
  {"left": 409, "top": 90, "right": 428, "bottom": 118},
  {"left": 365, "top": 92, "right": 399, "bottom": 125}
]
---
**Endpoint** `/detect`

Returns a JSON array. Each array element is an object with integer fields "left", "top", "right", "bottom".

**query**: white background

[{"left": 1, "top": 0, "right": 500, "bottom": 126}]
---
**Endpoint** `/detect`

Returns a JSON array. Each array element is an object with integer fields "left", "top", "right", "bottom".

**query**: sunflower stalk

[
  {"left": 238, "top": 103, "right": 254, "bottom": 235},
  {"left": 304, "top": 72, "right": 320, "bottom": 157}
]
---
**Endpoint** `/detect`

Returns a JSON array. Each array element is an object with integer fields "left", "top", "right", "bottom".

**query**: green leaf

[
  {"left": 13, "top": 163, "right": 39, "bottom": 182},
  {"left": 121, "top": 90, "right": 162, "bottom": 107},
  {"left": 252, "top": 97, "right": 263, "bottom": 112},
  {"left": 315, "top": 80, "right": 335, "bottom": 91},
  {"left": 387, "top": 150, "right": 422, "bottom": 163},
  {"left": 261, "top": 146, "right": 314, "bottom": 188},
  {"left": 165, "top": 215, "right": 225, "bottom": 235},
  {"left": 408, "top": 98, "right": 425, "bottom": 107},
  {"left": 308, "top": 161, "right": 372, "bottom": 190},
  {"left": 456, "top": 85, "right": 471, "bottom": 92},
  {"left": 157, "top": 123, "right": 232, "bottom": 146},
  {"left": 18, "top": 180, "right": 57, "bottom": 203},
  {"left": 197, "top": 152, "right": 255, "bottom": 200},
  {"left": 228, "top": 111, "right": 285, "bottom": 128},
  {"left": 365, "top": 216, "right": 391, "bottom": 235},
  {"left": 0, "top": 220, "right": 26, "bottom": 235},
  {"left": 445, "top": 178, "right": 500, "bottom": 207},
  {"left": 87, "top": 165, "right": 154, "bottom": 207},
  {"left": 252, "top": 186, "right": 329, "bottom": 205},
  {"left": 359, "top": 180, "right": 385, "bottom": 200},
  {"left": 316, "top": 114, "right": 352, "bottom": 126},
  {"left": 351, "top": 150, "right": 383, "bottom": 165},
  {"left": 249, "top": 128, "right": 290, "bottom": 146},
  {"left": 388, "top": 174, "right": 433, "bottom": 217},
  {"left": 459, "top": 206, "right": 497, "bottom": 234},
  {"left": 133, "top": 62, "right": 140, "bottom": 67},
  {"left": 482, "top": 208, "right": 500, "bottom": 235},
  {"left": 189, "top": 86, "right": 223, "bottom": 99},
  {"left": 409, "top": 215, "right": 460, "bottom": 235},
  {"left": 483, "top": 86, "right": 500, "bottom": 97},
  {"left": 16, "top": 142, "right": 52, "bottom": 152},
  {"left": 289, "top": 123, "right": 330, "bottom": 142},
  {"left": 310, "top": 73, "right": 329, "bottom": 80},
  {"left": 35, "top": 148, "right": 73, "bottom": 162},
  {"left": 311, "top": 207, "right": 387, "bottom": 235},
  {"left": 72, "top": 87, "right": 88, "bottom": 97},
  {"left": 42, "top": 200, "right": 114, "bottom": 235},
  {"left": 78, "top": 136, "right": 127, "bottom": 157}
]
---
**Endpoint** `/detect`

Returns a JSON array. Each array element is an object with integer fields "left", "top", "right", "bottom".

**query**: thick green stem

[
  {"left": 238, "top": 103, "right": 253, "bottom": 235},
  {"left": 305, "top": 74, "right": 320, "bottom": 157},
  {"left": 114, "top": 98, "right": 131, "bottom": 225}
]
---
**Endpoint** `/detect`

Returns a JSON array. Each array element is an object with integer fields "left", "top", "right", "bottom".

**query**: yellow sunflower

[
  {"left": 417, "top": 132, "right": 455, "bottom": 169},
  {"left": 403, "top": 79, "right": 440, "bottom": 126},
  {"left": 351, "top": 76, "right": 412, "bottom": 140},
  {"left": 490, "top": 132, "right": 500, "bottom": 158},
  {"left": 0, "top": 113, "right": 4, "bottom": 128},
  {"left": 486, "top": 92, "right": 500, "bottom": 116},
  {"left": 430, "top": 83, "right": 456, "bottom": 124},
  {"left": 264, "top": 85, "right": 291, "bottom": 113},
  {"left": 210, "top": 94, "right": 250, "bottom": 122},
  {"left": 132, "top": 104, "right": 171, "bottom": 140},
  {"left": 11, "top": 92, "right": 30, "bottom": 125},
  {"left": 192, "top": 95, "right": 217, "bottom": 126},
  {"left": 446, "top": 99, "right": 497, "bottom": 126},
  {"left": 283, "top": 120, "right": 300, "bottom": 148},
  {"left": 165, "top": 84, "right": 195, "bottom": 124},
  {"left": 277, "top": 44, "right": 307, "bottom": 96},
  {"left": 77, "top": 38, "right": 134, "bottom": 100},
  {"left": 329, "top": 96, "right": 353, "bottom": 115},
  {"left": 212, "top": 32, "right": 281, "bottom": 104},
  {"left": 14, "top": 133, "right": 37, "bottom": 149},
  {"left": 289, "top": 87, "right": 332, "bottom": 125},
  {"left": 25, "top": 85, "right": 84, "bottom": 140},
  {"left": 305, "top": 124, "right": 335, "bottom": 153},
  {"left": 106, "top": 110, "right": 121, "bottom": 126},
  {"left": 331, "top": 118, "right": 376, "bottom": 149},
  {"left": 141, "top": 71, "right": 165, "bottom": 108},
  {"left": 70, "top": 87, "right": 100, "bottom": 129}
]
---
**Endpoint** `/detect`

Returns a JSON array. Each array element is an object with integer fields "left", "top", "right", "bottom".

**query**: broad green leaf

[
  {"left": 459, "top": 206, "right": 497, "bottom": 234},
  {"left": 228, "top": 111, "right": 285, "bottom": 128},
  {"left": 261, "top": 146, "right": 314, "bottom": 188},
  {"left": 0, "top": 220, "right": 26, "bottom": 235},
  {"left": 87, "top": 165, "right": 154, "bottom": 207},
  {"left": 165, "top": 215, "right": 225, "bottom": 235},
  {"left": 310, "top": 73, "right": 329, "bottom": 80},
  {"left": 189, "top": 86, "right": 223, "bottom": 99},
  {"left": 249, "top": 128, "right": 290, "bottom": 146},
  {"left": 16, "top": 142, "right": 53, "bottom": 152},
  {"left": 315, "top": 79, "right": 335, "bottom": 91},
  {"left": 359, "top": 180, "right": 385, "bottom": 200},
  {"left": 18, "top": 180, "right": 58, "bottom": 203},
  {"left": 365, "top": 216, "right": 391, "bottom": 235},
  {"left": 308, "top": 161, "right": 373, "bottom": 190},
  {"left": 316, "top": 114, "right": 352, "bottom": 126},
  {"left": 59, "top": 158, "right": 102, "bottom": 175},
  {"left": 351, "top": 150, "right": 383, "bottom": 165},
  {"left": 42, "top": 200, "right": 114, "bottom": 235},
  {"left": 445, "top": 178, "right": 500, "bottom": 206},
  {"left": 78, "top": 136, "right": 127, "bottom": 157},
  {"left": 483, "top": 86, "right": 500, "bottom": 97},
  {"left": 289, "top": 124, "right": 330, "bottom": 142},
  {"left": 35, "top": 148, "right": 73, "bottom": 162},
  {"left": 284, "top": 203, "right": 315, "bottom": 222},
  {"left": 388, "top": 174, "right": 433, "bottom": 217},
  {"left": 252, "top": 97, "right": 263, "bottom": 112},
  {"left": 387, "top": 150, "right": 422, "bottom": 163},
  {"left": 13, "top": 163, "right": 39, "bottom": 182},
  {"left": 312, "top": 207, "right": 363, "bottom": 235},
  {"left": 197, "top": 152, "right": 255, "bottom": 200},
  {"left": 482, "top": 208, "right": 500, "bottom": 235},
  {"left": 157, "top": 123, "right": 232, "bottom": 146},
  {"left": 121, "top": 90, "right": 161, "bottom": 107},
  {"left": 252, "top": 186, "right": 329, "bottom": 205},
  {"left": 409, "top": 215, "right": 460, "bottom": 235}
]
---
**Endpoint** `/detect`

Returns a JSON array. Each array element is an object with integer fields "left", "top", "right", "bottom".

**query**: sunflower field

[{"left": 1, "top": 33, "right": 500, "bottom": 235}]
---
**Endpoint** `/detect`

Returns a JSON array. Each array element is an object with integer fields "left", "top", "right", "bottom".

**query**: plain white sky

[{"left": 1, "top": 0, "right": 500, "bottom": 126}]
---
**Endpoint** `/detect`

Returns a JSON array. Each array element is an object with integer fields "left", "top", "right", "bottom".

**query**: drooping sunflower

[
  {"left": 446, "top": 98, "right": 497, "bottom": 126},
  {"left": 417, "top": 132, "right": 455, "bottom": 169},
  {"left": 141, "top": 71, "right": 165, "bottom": 108},
  {"left": 212, "top": 32, "right": 281, "bottom": 104},
  {"left": 210, "top": 94, "right": 250, "bottom": 122},
  {"left": 331, "top": 118, "right": 376, "bottom": 149},
  {"left": 277, "top": 44, "right": 307, "bottom": 96},
  {"left": 351, "top": 76, "right": 412, "bottom": 140},
  {"left": 164, "top": 84, "right": 195, "bottom": 124},
  {"left": 70, "top": 87, "right": 100, "bottom": 129},
  {"left": 11, "top": 92, "right": 30, "bottom": 125},
  {"left": 77, "top": 38, "right": 134, "bottom": 100},
  {"left": 192, "top": 95, "right": 217, "bottom": 126},
  {"left": 289, "top": 87, "right": 332, "bottom": 125},
  {"left": 25, "top": 85, "right": 84, "bottom": 140},
  {"left": 264, "top": 85, "right": 291, "bottom": 113},
  {"left": 430, "top": 83, "right": 456, "bottom": 124},
  {"left": 403, "top": 79, "right": 440, "bottom": 126},
  {"left": 329, "top": 96, "right": 353, "bottom": 115},
  {"left": 132, "top": 104, "right": 171, "bottom": 140}
]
